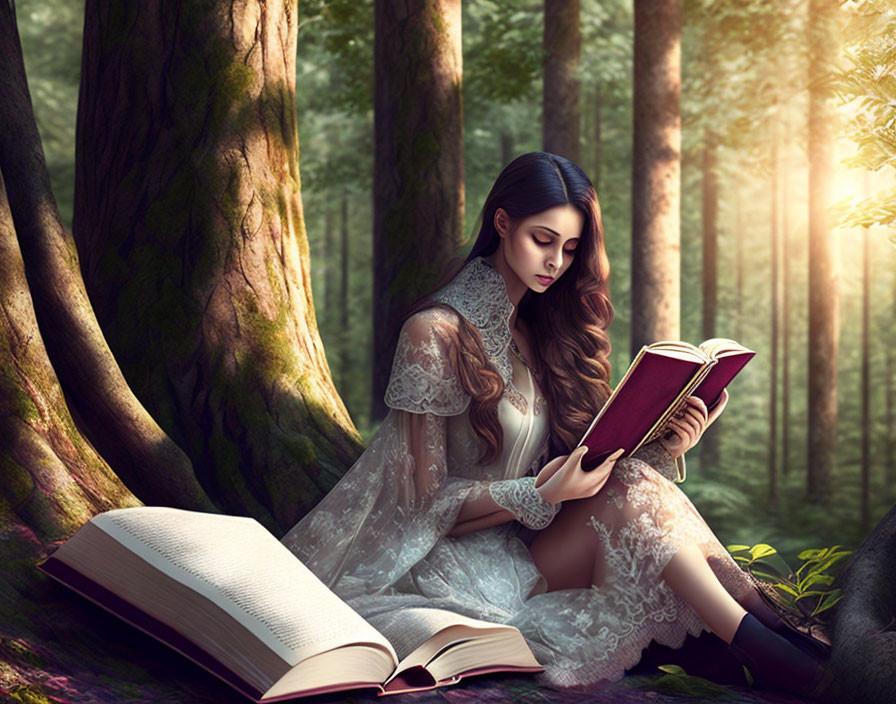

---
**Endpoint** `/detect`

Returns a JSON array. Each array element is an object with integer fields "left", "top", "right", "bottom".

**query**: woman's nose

[{"left": 547, "top": 247, "right": 563, "bottom": 270}]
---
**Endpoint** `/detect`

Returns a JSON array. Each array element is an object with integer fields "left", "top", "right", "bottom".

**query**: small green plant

[{"left": 726, "top": 543, "right": 852, "bottom": 621}]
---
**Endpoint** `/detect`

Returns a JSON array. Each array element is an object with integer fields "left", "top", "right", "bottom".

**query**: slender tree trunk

[
  {"left": 593, "top": 82, "right": 603, "bottom": 193},
  {"left": 769, "top": 133, "right": 780, "bottom": 506},
  {"left": 372, "top": 0, "right": 464, "bottom": 422},
  {"left": 700, "top": 137, "right": 720, "bottom": 474},
  {"left": 806, "top": 0, "right": 839, "bottom": 503},
  {"left": 631, "top": 0, "right": 682, "bottom": 356},
  {"left": 782, "top": 138, "right": 792, "bottom": 478},
  {"left": 888, "top": 265, "right": 896, "bottom": 497},
  {"left": 340, "top": 185, "right": 350, "bottom": 396},
  {"left": 72, "top": 0, "right": 362, "bottom": 533},
  {"left": 501, "top": 129, "right": 514, "bottom": 169},
  {"left": 861, "top": 223, "right": 870, "bottom": 529},
  {"left": 543, "top": 0, "right": 581, "bottom": 161},
  {"left": 735, "top": 183, "right": 744, "bottom": 343},
  {"left": 324, "top": 201, "right": 338, "bottom": 326}
]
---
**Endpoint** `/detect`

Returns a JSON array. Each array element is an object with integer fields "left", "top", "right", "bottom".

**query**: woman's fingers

[
  {"left": 706, "top": 389, "right": 729, "bottom": 424},
  {"left": 534, "top": 453, "right": 569, "bottom": 488}
]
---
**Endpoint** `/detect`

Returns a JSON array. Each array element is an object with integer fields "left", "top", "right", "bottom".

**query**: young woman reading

[{"left": 282, "top": 152, "right": 829, "bottom": 698}]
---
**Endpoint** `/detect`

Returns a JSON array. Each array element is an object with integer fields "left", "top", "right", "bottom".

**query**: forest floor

[{"left": 2, "top": 624, "right": 814, "bottom": 704}]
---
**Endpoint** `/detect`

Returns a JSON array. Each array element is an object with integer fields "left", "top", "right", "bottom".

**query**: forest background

[
  {"left": 16, "top": 0, "right": 896, "bottom": 562},
  {"left": 2, "top": 0, "right": 894, "bottom": 701}
]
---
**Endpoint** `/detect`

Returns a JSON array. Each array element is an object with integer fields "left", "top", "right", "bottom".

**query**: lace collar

[{"left": 430, "top": 256, "right": 515, "bottom": 386}]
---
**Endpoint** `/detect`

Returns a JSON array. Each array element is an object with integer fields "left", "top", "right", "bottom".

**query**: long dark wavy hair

[{"left": 406, "top": 152, "right": 615, "bottom": 462}]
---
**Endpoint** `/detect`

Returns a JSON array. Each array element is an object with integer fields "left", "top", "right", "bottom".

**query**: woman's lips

[{"left": 536, "top": 275, "right": 554, "bottom": 286}]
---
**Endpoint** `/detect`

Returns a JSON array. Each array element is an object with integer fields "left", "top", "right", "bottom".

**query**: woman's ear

[{"left": 494, "top": 208, "right": 509, "bottom": 238}]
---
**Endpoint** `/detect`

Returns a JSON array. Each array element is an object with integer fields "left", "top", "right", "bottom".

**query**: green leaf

[
  {"left": 807, "top": 552, "right": 852, "bottom": 577},
  {"left": 795, "top": 590, "right": 832, "bottom": 600},
  {"left": 658, "top": 664, "right": 687, "bottom": 675},
  {"left": 749, "top": 544, "right": 777, "bottom": 560},
  {"left": 727, "top": 544, "right": 751, "bottom": 553},
  {"left": 798, "top": 548, "right": 824, "bottom": 560},
  {"left": 799, "top": 573, "right": 834, "bottom": 590},
  {"left": 774, "top": 583, "right": 801, "bottom": 597},
  {"left": 811, "top": 591, "right": 844, "bottom": 616},
  {"left": 749, "top": 569, "right": 782, "bottom": 581}
]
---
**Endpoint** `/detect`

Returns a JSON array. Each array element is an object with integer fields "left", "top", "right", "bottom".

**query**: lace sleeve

[
  {"left": 630, "top": 440, "right": 686, "bottom": 483},
  {"left": 281, "top": 308, "right": 486, "bottom": 601},
  {"left": 384, "top": 307, "right": 471, "bottom": 416}
]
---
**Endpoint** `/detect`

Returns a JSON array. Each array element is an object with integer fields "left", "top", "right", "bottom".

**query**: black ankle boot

[
  {"left": 728, "top": 613, "right": 830, "bottom": 698},
  {"left": 739, "top": 587, "right": 831, "bottom": 660}
]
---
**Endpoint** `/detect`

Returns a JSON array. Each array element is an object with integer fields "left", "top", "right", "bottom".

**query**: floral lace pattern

[
  {"left": 488, "top": 476, "right": 560, "bottom": 530},
  {"left": 282, "top": 256, "right": 756, "bottom": 689}
]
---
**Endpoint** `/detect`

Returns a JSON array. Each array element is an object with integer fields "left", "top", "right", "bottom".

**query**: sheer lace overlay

[
  {"left": 488, "top": 476, "right": 560, "bottom": 530},
  {"left": 281, "top": 256, "right": 756, "bottom": 689}
]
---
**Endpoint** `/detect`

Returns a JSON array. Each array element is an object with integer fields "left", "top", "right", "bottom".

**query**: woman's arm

[{"left": 447, "top": 489, "right": 515, "bottom": 537}]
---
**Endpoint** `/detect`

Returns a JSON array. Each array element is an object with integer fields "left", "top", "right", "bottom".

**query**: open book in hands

[
  {"left": 38, "top": 507, "right": 542, "bottom": 702},
  {"left": 576, "top": 338, "right": 755, "bottom": 479}
]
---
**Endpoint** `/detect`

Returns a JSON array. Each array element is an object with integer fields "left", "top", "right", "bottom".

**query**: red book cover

[{"left": 577, "top": 342, "right": 755, "bottom": 472}]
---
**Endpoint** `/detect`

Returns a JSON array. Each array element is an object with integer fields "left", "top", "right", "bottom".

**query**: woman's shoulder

[
  {"left": 400, "top": 304, "right": 465, "bottom": 345},
  {"left": 386, "top": 305, "right": 470, "bottom": 415}
]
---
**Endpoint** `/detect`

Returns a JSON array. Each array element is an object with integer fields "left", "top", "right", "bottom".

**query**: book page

[
  {"left": 367, "top": 607, "right": 510, "bottom": 661},
  {"left": 84, "top": 508, "right": 396, "bottom": 667}
]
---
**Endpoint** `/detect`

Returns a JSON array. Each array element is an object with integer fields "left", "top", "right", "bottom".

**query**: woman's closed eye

[{"left": 531, "top": 234, "right": 577, "bottom": 254}]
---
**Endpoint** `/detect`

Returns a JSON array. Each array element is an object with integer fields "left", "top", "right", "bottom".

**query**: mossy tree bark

[
  {"left": 630, "top": 0, "right": 682, "bottom": 357},
  {"left": 0, "top": 0, "right": 213, "bottom": 514},
  {"left": 371, "top": 0, "right": 465, "bottom": 423},
  {"left": 72, "top": 0, "right": 363, "bottom": 533},
  {"left": 0, "top": 171, "right": 233, "bottom": 704},
  {"left": 543, "top": 0, "right": 581, "bottom": 162}
]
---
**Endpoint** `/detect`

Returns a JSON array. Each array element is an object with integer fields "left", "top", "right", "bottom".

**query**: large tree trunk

[
  {"left": 543, "top": 0, "right": 581, "bottom": 161},
  {"left": 0, "top": 172, "right": 230, "bottom": 704},
  {"left": 806, "top": 0, "right": 839, "bottom": 503},
  {"left": 0, "top": 0, "right": 213, "bottom": 514},
  {"left": 700, "top": 138, "right": 720, "bottom": 474},
  {"left": 630, "top": 0, "right": 682, "bottom": 356},
  {"left": 828, "top": 502, "right": 896, "bottom": 703},
  {"left": 371, "top": 0, "right": 464, "bottom": 422},
  {"left": 71, "top": 0, "right": 362, "bottom": 534}
]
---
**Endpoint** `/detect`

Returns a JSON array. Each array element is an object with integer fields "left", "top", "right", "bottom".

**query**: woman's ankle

[{"left": 737, "top": 587, "right": 783, "bottom": 630}]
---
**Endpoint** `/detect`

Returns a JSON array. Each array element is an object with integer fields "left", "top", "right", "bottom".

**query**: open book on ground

[
  {"left": 577, "top": 338, "right": 755, "bottom": 477},
  {"left": 38, "top": 507, "right": 542, "bottom": 702}
]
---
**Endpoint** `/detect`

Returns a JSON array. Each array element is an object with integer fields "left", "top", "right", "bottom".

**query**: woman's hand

[
  {"left": 534, "top": 445, "right": 624, "bottom": 504},
  {"left": 659, "top": 389, "right": 729, "bottom": 458}
]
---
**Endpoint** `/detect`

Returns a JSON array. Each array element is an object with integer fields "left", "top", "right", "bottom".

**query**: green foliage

[
  {"left": 629, "top": 663, "right": 742, "bottom": 699},
  {"left": 834, "top": 1, "right": 896, "bottom": 232},
  {"left": 728, "top": 542, "right": 852, "bottom": 620}
]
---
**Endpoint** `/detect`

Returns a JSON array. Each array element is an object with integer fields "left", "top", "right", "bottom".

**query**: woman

[{"left": 282, "top": 152, "right": 828, "bottom": 697}]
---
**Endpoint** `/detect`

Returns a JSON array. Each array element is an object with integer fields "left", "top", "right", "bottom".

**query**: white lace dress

[{"left": 281, "top": 256, "right": 757, "bottom": 687}]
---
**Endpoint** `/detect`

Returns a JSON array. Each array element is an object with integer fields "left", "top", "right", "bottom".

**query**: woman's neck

[{"left": 484, "top": 251, "right": 524, "bottom": 328}]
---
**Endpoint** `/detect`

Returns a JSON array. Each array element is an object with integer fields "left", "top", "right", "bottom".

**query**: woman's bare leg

[
  {"left": 528, "top": 490, "right": 607, "bottom": 590},
  {"left": 530, "top": 472, "right": 748, "bottom": 642},
  {"left": 660, "top": 543, "right": 746, "bottom": 643}
]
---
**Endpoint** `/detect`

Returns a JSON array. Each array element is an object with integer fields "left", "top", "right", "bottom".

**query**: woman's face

[{"left": 495, "top": 204, "right": 583, "bottom": 293}]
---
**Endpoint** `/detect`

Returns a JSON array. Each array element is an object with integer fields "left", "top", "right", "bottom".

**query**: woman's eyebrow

[{"left": 534, "top": 226, "right": 579, "bottom": 242}]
